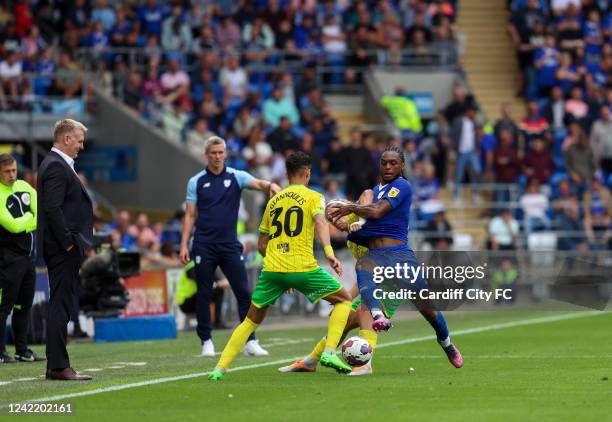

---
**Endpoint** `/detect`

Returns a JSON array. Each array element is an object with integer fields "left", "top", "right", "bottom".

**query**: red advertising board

[{"left": 123, "top": 270, "right": 168, "bottom": 317}]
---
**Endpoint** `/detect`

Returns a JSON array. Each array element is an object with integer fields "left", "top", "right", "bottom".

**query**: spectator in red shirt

[
  {"left": 494, "top": 129, "right": 522, "bottom": 209},
  {"left": 520, "top": 100, "right": 549, "bottom": 143},
  {"left": 524, "top": 137, "right": 554, "bottom": 185}
]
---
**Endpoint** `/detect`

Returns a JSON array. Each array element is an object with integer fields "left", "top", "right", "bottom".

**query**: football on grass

[{"left": 342, "top": 336, "right": 373, "bottom": 367}]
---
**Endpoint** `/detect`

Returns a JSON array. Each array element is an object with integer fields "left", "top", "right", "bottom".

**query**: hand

[
  {"left": 328, "top": 204, "right": 352, "bottom": 223},
  {"left": 348, "top": 221, "right": 364, "bottom": 233},
  {"left": 84, "top": 248, "right": 95, "bottom": 257},
  {"left": 327, "top": 255, "right": 343, "bottom": 277},
  {"left": 269, "top": 182, "right": 281, "bottom": 197},
  {"left": 179, "top": 245, "right": 190, "bottom": 265}
]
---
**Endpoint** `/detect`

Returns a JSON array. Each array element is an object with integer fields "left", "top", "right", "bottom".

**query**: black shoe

[
  {"left": 15, "top": 349, "right": 46, "bottom": 362},
  {"left": 72, "top": 329, "right": 89, "bottom": 339},
  {"left": 1, "top": 351, "right": 17, "bottom": 363}
]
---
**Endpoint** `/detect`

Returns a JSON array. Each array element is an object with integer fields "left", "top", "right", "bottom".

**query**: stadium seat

[
  {"left": 527, "top": 232, "right": 558, "bottom": 251},
  {"left": 452, "top": 233, "right": 474, "bottom": 251}
]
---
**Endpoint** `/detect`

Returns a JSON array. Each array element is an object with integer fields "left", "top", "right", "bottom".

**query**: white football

[{"left": 341, "top": 336, "right": 373, "bottom": 367}]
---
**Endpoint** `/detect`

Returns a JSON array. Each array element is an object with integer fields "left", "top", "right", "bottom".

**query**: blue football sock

[
  {"left": 357, "top": 269, "right": 385, "bottom": 315},
  {"left": 422, "top": 310, "right": 450, "bottom": 344}
]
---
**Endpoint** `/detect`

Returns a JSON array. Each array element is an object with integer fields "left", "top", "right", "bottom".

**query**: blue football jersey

[
  {"left": 348, "top": 177, "right": 412, "bottom": 247},
  {"left": 185, "top": 166, "right": 254, "bottom": 243}
]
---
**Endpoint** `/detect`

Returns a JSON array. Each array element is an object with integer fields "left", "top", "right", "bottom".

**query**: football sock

[
  {"left": 324, "top": 301, "right": 352, "bottom": 354},
  {"left": 307, "top": 337, "right": 327, "bottom": 363},
  {"left": 422, "top": 310, "right": 450, "bottom": 344},
  {"left": 358, "top": 329, "right": 378, "bottom": 349},
  {"left": 216, "top": 317, "right": 259, "bottom": 371}
]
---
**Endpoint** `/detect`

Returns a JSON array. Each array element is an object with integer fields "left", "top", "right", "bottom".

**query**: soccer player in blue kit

[{"left": 328, "top": 146, "right": 463, "bottom": 368}]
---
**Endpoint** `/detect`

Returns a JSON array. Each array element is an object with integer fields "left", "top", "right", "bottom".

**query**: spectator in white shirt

[
  {"left": 0, "top": 50, "right": 22, "bottom": 109},
  {"left": 160, "top": 58, "right": 190, "bottom": 100},
  {"left": 451, "top": 106, "right": 481, "bottom": 200},
  {"left": 219, "top": 55, "right": 247, "bottom": 104},
  {"left": 520, "top": 178, "right": 551, "bottom": 234},
  {"left": 242, "top": 125, "right": 273, "bottom": 181},
  {"left": 489, "top": 209, "right": 520, "bottom": 250}
]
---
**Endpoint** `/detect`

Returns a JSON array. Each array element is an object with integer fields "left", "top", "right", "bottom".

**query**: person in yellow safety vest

[
  {"left": 381, "top": 87, "right": 423, "bottom": 134},
  {"left": 176, "top": 261, "right": 230, "bottom": 329},
  {"left": 491, "top": 258, "right": 518, "bottom": 305}
]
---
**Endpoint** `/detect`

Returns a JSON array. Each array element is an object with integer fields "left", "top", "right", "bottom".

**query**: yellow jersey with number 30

[{"left": 258, "top": 184, "right": 325, "bottom": 273}]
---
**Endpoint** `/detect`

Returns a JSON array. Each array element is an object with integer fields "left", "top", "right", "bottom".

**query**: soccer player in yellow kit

[{"left": 208, "top": 152, "right": 353, "bottom": 380}]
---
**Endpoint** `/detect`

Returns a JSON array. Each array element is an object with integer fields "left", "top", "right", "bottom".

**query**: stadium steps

[
  {"left": 456, "top": 0, "right": 526, "bottom": 121},
  {"left": 326, "top": 94, "right": 367, "bottom": 142},
  {"left": 438, "top": 188, "right": 488, "bottom": 248}
]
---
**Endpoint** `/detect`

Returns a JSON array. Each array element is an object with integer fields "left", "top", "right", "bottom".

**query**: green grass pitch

[{"left": 1, "top": 310, "right": 611, "bottom": 421}]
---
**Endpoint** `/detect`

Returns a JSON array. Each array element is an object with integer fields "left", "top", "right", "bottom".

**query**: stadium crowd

[
  {"left": 502, "top": 0, "right": 611, "bottom": 250},
  {"left": 0, "top": 0, "right": 459, "bottom": 111},
  {"left": 1, "top": 0, "right": 610, "bottom": 254}
]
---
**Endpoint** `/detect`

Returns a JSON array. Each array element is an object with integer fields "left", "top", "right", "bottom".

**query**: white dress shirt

[{"left": 51, "top": 147, "right": 77, "bottom": 174}]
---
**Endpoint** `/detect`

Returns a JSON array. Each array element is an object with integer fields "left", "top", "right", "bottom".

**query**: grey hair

[
  {"left": 53, "top": 118, "right": 88, "bottom": 143},
  {"left": 204, "top": 136, "right": 226, "bottom": 152}
]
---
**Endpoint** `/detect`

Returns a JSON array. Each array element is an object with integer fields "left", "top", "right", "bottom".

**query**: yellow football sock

[
  {"left": 216, "top": 317, "right": 259, "bottom": 371},
  {"left": 358, "top": 329, "right": 378, "bottom": 349},
  {"left": 309, "top": 337, "right": 327, "bottom": 361},
  {"left": 324, "top": 301, "right": 352, "bottom": 352}
]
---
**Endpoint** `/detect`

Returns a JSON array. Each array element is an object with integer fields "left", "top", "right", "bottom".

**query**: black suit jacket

[{"left": 37, "top": 151, "right": 94, "bottom": 258}]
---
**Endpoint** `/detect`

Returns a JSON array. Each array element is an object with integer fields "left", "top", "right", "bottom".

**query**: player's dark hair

[
  {"left": 382, "top": 146, "right": 405, "bottom": 163},
  {"left": 0, "top": 153, "right": 16, "bottom": 168},
  {"left": 286, "top": 151, "right": 312, "bottom": 177}
]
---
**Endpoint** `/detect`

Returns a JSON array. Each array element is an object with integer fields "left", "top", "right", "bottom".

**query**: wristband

[{"left": 324, "top": 245, "right": 334, "bottom": 258}]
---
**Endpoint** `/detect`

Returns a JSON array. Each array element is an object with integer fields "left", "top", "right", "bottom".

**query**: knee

[
  {"left": 337, "top": 289, "right": 352, "bottom": 302},
  {"left": 246, "top": 305, "right": 266, "bottom": 324},
  {"left": 232, "top": 283, "right": 252, "bottom": 302}
]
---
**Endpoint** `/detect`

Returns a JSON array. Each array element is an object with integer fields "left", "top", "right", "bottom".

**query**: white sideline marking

[
  {"left": 81, "top": 368, "right": 103, "bottom": 372},
  {"left": 379, "top": 355, "right": 612, "bottom": 359},
  {"left": 8, "top": 311, "right": 606, "bottom": 406},
  {"left": 0, "top": 381, "right": 12, "bottom": 386},
  {"left": 13, "top": 377, "right": 37, "bottom": 382},
  {"left": 262, "top": 338, "right": 315, "bottom": 347},
  {"left": 113, "top": 362, "right": 147, "bottom": 366},
  {"left": 106, "top": 366, "right": 126, "bottom": 369}
]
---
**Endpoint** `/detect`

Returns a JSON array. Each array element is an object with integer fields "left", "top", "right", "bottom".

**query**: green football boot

[
  {"left": 320, "top": 352, "right": 352, "bottom": 374},
  {"left": 208, "top": 370, "right": 225, "bottom": 381}
]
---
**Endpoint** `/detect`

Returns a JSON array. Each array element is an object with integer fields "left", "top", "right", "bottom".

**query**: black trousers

[
  {"left": 0, "top": 251, "right": 35, "bottom": 354},
  {"left": 44, "top": 248, "right": 83, "bottom": 370},
  {"left": 192, "top": 241, "right": 254, "bottom": 342}
]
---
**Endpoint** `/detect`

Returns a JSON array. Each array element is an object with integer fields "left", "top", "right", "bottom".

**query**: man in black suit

[{"left": 37, "top": 119, "right": 93, "bottom": 381}]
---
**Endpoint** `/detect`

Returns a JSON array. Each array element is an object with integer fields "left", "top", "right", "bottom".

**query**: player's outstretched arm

[
  {"left": 179, "top": 202, "right": 197, "bottom": 264},
  {"left": 314, "top": 215, "right": 343, "bottom": 276},
  {"left": 358, "top": 189, "right": 374, "bottom": 205},
  {"left": 249, "top": 178, "right": 281, "bottom": 197},
  {"left": 329, "top": 199, "right": 393, "bottom": 223}
]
